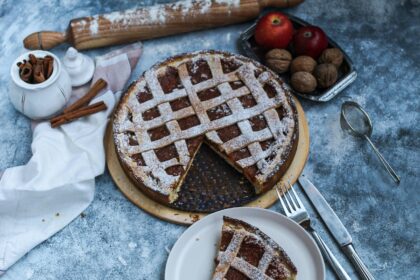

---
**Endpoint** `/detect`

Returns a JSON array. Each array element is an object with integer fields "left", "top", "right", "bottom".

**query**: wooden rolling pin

[{"left": 24, "top": 0, "right": 303, "bottom": 50}]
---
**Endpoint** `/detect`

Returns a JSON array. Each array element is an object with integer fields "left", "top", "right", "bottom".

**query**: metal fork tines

[{"left": 276, "top": 184, "right": 352, "bottom": 280}]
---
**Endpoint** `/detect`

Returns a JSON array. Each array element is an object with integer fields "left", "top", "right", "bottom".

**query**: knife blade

[
  {"left": 298, "top": 174, "right": 352, "bottom": 247},
  {"left": 298, "top": 174, "right": 376, "bottom": 280}
]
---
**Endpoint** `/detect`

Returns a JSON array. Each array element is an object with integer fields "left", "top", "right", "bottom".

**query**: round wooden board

[{"left": 106, "top": 97, "right": 309, "bottom": 225}]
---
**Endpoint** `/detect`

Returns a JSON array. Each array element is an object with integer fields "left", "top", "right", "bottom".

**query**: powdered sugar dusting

[
  {"left": 214, "top": 231, "right": 245, "bottom": 279},
  {"left": 114, "top": 51, "right": 297, "bottom": 199},
  {"left": 89, "top": 15, "right": 98, "bottom": 34},
  {"left": 81, "top": 0, "right": 241, "bottom": 35},
  {"left": 213, "top": 217, "right": 295, "bottom": 279}
]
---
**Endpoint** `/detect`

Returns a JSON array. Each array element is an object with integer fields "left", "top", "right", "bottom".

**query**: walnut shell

[
  {"left": 319, "top": 48, "right": 343, "bottom": 68},
  {"left": 290, "top": 71, "right": 317, "bottom": 93},
  {"left": 314, "top": 63, "right": 338, "bottom": 88},
  {"left": 265, "top": 49, "right": 292, "bottom": 74},
  {"left": 290, "top": 56, "right": 317, "bottom": 74}
]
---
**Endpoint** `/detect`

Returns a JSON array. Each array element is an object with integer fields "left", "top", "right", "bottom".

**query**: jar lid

[{"left": 63, "top": 47, "right": 95, "bottom": 87}]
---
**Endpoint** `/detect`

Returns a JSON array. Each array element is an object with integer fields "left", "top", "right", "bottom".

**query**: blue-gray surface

[{"left": 1, "top": 0, "right": 419, "bottom": 279}]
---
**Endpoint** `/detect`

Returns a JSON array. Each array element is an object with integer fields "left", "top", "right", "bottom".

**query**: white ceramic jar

[{"left": 9, "top": 50, "right": 72, "bottom": 120}]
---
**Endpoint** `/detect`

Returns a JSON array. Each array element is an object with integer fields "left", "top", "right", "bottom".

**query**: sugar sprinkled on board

[
  {"left": 199, "top": 0, "right": 213, "bottom": 13},
  {"left": 85, "top": 0, "right": 242, "bottom": 35},
  {"left": 169, "top": 0, "right": 195, "bottom": 15},
  {"left": 216, "top": 0, "right": 240, "bottom": 6},
  {"left": 90, "top": 15, "right": 99, "bottom": 34}
]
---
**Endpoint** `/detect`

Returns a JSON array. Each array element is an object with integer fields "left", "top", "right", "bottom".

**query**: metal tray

[{"left": 239, "top": 14, "right": 357, "bottom": 102}]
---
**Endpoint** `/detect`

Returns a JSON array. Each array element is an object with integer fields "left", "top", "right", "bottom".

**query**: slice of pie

[
  {"left": 113, "top": 50, "right": 298, "bottom": 205},
  {"left": 212, "top": 216, "right": 297, "bottom": 280}
]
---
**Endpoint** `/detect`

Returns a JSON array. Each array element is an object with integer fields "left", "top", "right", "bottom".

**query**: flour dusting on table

[{"left": 79, "top": 0, "right": 242, "bottom": 35}]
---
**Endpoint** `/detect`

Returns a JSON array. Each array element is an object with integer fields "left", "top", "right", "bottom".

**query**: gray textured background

[{"left": 1, "top": 0, "right": 419, "bottom": 279}]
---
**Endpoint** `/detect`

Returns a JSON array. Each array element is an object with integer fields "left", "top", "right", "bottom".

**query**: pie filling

[
  {"left": 113, "top": 51, "right": 298, "bottom": 204},
  {"left": 212, "top": 216, "right": 297, "bottom": 280}
]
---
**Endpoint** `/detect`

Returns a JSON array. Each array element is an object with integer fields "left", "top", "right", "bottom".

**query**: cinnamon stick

[
  {"left": 28, "top": 53, "right": 37, "bottom": 65},
  {"left": 63, "top": 79, "right": 107, "bottom": 114},
  {"left": 51, "top": 101, "right": 107, "bottom": 128},
  {"left": 17, "top": 54, "right": 54, "bottom": 84},
  {"left": 33, "top": 61, "right": 46, "bottom": 83},
  {"left": 43, "top": 56, "right": 54, "bottom": 79},
  {"left": 20, "top": 63, "right": 33, "bottom": 82}
]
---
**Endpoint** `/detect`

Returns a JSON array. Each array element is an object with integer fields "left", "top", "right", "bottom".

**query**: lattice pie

[
  {"left": 113, "top": 51, "right": 298, "bottom": 204},
  {"left": 212, "top": 216, "right": 297, "bottom": 280}
]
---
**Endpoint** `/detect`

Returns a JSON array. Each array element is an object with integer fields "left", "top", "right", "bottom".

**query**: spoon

[{"left": 340, "top": 101, "right": 400, "bottom": 184}]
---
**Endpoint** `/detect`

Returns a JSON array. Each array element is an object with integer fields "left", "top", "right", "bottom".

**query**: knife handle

[
  {"left": 343, "top": 244, "right": 376, "bottom": 280},
  {"left": 310, "top": 230, "right": 351, "bottom": 280}
]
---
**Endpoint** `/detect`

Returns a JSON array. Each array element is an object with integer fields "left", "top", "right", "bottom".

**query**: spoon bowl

[
  {"left": 340, "top": 101, "right": 400, "bottom": 184},
  {"left": 340, "top": 101, "right": 373, "bottom": 138}
]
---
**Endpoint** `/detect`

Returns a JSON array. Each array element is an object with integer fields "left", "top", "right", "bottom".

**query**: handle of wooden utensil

[
  {"left": 23, "top": 31, "right": 67, "bottom": 50},
  {"left": 260, "top": 0, "right": 304, "bottom": 7},
  {"left": 23, "top": 0, "right": 305, "bottom": 50}
]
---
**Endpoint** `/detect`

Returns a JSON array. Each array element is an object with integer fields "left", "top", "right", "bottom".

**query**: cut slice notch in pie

[
  {"left": 113, "top": 51, "right": 298, "bottom": 205},
  {"left": 212, "top": 216, "right": 297, "bottom": 280}
]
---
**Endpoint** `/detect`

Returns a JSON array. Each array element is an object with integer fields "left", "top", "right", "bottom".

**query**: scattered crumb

[
  {"left": 164, "top": 246, "right": 171, "bottom": 253},
  {"left": 190, "top": 214, "right": 200, "bottom": 223},
  {"left": 117, "top": 256, "right": 127, "bottom": 266},
  {"left": 55, "top": 213, "right": 60, "bottom": 217},
  {"left": 80, "top": 212, "right": 86, "bottom": 218},
  {"left": 195, "top": 237, "right": 200, "bottom": 241},
  {"left": 25, "top": 268, "right": 34, "bottom": 278},
  {"left": 42, "top": 219, "right": 45, "bottom": 222},
  {"left": 128, "top": 242, "right": 137, "bottom": 249}
]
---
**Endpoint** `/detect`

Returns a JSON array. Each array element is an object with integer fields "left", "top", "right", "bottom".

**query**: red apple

[
  {"left": 293, "top": 26, "right": 329, "bottom": 59},
  {"left": 254, "top": 12, "right": 294, "bottom": 49}
]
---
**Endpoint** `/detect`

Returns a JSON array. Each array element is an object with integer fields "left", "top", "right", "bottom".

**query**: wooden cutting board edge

[{"left": 105, "top": 96, "right": 309, "bottom": 225}]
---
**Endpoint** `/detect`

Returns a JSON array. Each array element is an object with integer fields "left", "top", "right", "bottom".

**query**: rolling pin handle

[
  {"left": 23, "top": 31, "right": 67, "bottom": 50},
  {"left": 259, "top": 0, "right": 305, "bottom": 8}
]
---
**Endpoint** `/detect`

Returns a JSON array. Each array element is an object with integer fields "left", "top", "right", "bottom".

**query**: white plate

[{"left": 165, "top": 207, "right": 325, "bottom": 280}]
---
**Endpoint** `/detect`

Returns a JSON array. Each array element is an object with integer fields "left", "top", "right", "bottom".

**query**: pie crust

[
  {"left": 212, "top": 216, "right": 297, "bottom": 280},
  {"left": 113, "top": 51, "right": 298, "bottom": 205}
]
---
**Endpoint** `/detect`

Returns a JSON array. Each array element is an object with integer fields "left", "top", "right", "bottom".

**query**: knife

[{"left": 298, "top": 175, "right": 376, "bottom": 280}]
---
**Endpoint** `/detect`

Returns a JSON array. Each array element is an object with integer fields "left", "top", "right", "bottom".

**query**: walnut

[
  {"left": 290, "top": 56, "right": 317, "bottom": 74},
  {"left": 265, "top": 49, "right": 292, "bottom": 74},
  {"left": 290, "top": 71, "right": 317, "bottom": 93},
  {"left": 319, "top": 48, "right": 343, "bottom": 68},
  {"left": 314, "top": 63, "right": 338, "bottom": 88}
]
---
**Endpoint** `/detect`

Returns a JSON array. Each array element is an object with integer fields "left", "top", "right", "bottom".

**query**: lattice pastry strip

[
  {"left": 119, "top": 67, "right": 291, "bottom": 155},
  {"left": 178, "top": 63, "right": 223, "bottom": 146},
  {"left": 222, "top": 126, "right": 272, "bottom": 154},
  {"left": 140, "top": 150, "right": 180, "bottom": 193},
  {"left": 213, "top": 231, "right": 246, "bottom": 280},
  {"left": 213, "top": 217, "right": 297, "bottom": 280},
  {"left": 113, "top": 51, "right": 298, "bottom": 199},
  {"left": 229, "top": 257, "right": 274, "bottom": 280}
]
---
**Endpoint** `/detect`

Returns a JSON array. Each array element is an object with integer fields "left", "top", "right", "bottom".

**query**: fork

[{"left": 276, "top": 184, "right": 352, "bottom": 280}]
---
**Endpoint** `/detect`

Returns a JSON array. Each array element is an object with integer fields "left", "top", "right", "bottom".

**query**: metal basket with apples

[{"left": 239, "top": 12, "right": 356, "bottom": 102}]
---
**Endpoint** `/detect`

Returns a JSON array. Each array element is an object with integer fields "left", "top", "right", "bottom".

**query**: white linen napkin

[{"left": 0, "top": 42, "right": 142, "bottom": 275}]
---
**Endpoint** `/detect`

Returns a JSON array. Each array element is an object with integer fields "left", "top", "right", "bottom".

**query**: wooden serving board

[{"left": 105, "top": 96, "right": 309, "bottom": 225}]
